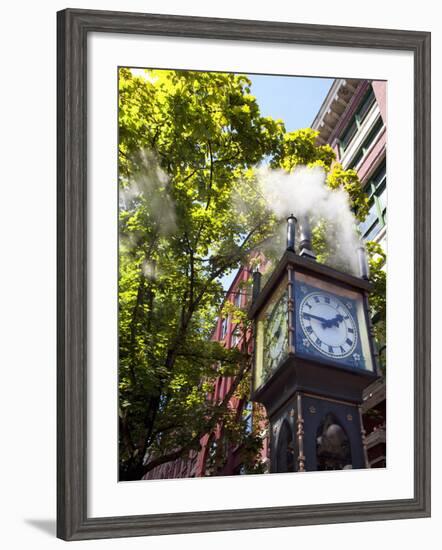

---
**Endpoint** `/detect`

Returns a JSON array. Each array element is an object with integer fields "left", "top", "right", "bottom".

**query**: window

[
  {"left": 231, "top": 327, "right": 241, "bottom": 347},
  {"left": 234, "top": 291, "right": 242, "bottom": 308},
  {"left": 340, "top": 119, "right": 358, "bottom": 152},
  {"left": 348, "top": 117, "right": 384, "bottom": 169},
  {"left": 205, "top": 437, "right": 218, "bottom": 476},
  {"left": 235, "top": 464, "right": 247, "bottom": 475},
  {"left": 339, "top": 87, "right": 376, "bottom": 156},
  {"left": 242, "top": 401, "right": 253, "bottom": 435},
  {"left": 359, "top": 162, "right": 387, "bottom": 241},
  {"left": 357, "top": 87, "right": 377, "bottom": 122},
  {"left": 220, "top": 317, "right": 228, "bottom": 340}
]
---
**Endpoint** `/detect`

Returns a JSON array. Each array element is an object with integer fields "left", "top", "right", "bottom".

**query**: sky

[
  {"left": 129, "top": 69, "right": 332, "bottom": 130},
  {"left": 247, "top": 74, "right": 333, "bottom": 131},
  {"left": 220, "top": 74, "right": 333, "bottom": 291}
]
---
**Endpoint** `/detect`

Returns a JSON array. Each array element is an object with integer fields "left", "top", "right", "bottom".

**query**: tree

[
  {"left": 118, "top": 68, "right": 384, "bottom": 480},
  {"left": 118, "top": 68, "right": 283, "bottom": 480}
]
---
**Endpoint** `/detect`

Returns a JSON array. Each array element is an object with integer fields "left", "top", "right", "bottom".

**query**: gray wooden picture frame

[{"left": 57, "top": 8, "right": 431, "bottom": 541}]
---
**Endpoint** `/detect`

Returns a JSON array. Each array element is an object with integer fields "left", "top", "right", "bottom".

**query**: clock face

[
  {"left": 299, "top": 291, "right": 358, "bottom": 359},
  {"left": 263, "top": 292, "right": 288, "bottom": 376}
]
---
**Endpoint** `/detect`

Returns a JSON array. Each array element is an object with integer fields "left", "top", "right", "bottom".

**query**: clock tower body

[{"left": 249, "top": 246, "right": 380, "bottom": 473}]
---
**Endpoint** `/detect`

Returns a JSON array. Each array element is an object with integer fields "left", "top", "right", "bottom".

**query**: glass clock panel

[
  {"left": 254, "top": 279, "right": 289, "bottom": 391},
  {"left": 294, "top": 272, "right": 374, "bottom": 372}
]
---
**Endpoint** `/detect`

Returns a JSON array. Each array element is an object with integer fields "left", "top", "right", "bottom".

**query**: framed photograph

[{"left": 57, "top": 8, "right": 431, "bottom": 541}]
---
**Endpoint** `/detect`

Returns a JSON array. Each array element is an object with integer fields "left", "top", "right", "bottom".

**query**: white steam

[
  {"left": 119, "top": 150, "right": 176, "bottom": 281},
  {"left": 119, "top": 150, "right": 176, "bottom": 237},
  {"left": 118, "top": 153, "right": 363, "bottom": 278},
  {"left": 257, "top": 165, "right": 362, "bottom": 275}
]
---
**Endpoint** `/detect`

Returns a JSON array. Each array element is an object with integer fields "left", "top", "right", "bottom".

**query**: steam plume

[
  {"left": 257, "top": 166, "right": 362, "bottom": 275},
  {"left": 119, "top": 150, "right": 176, "bottom": 237}
]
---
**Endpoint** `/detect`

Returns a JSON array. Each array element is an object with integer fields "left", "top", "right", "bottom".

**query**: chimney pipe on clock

[
  {"left": 357, "top": 245, "right": 370, "bottom": 280},
  {"left": 286, "top": 214, "right": 297, "bottom": 252},
  {"left": 252, "top": 267, "right": 262, "bottom": 303},
  {"left": 298, "top": 216, "right": 316, "bottom": 260}
]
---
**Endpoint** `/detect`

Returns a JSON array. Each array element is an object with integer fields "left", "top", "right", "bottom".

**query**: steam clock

[{"left": 249, "top": 216, "right": 380, "bottom": 472}]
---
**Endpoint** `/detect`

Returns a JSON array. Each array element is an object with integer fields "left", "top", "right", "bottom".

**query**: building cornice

[{"left": 311, "top": 78, "right": 365, "bottom": 146}]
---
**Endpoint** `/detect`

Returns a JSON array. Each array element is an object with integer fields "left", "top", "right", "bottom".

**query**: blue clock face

[{"left": 295, "top": 283, "right": 365, "bottom": 369}]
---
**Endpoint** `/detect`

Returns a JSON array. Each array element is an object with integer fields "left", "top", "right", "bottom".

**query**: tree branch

[{"left": 142, "top": 353, "right": 252, "bottom": 475}]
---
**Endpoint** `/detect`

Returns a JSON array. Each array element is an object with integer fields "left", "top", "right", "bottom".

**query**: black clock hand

[
  {"left": 304, "top": 312, "right": 345, "bottom": 329},
  {"left": 303, "top": 313, "right": 329, "bottom": 324},
  {"left": 327, "top": 314, "right": 344, "bottom": 327}
]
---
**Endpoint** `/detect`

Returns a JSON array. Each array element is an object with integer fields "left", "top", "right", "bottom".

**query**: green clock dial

[{"left": 263, "top": 293, "right": 288, "bottom": 375}]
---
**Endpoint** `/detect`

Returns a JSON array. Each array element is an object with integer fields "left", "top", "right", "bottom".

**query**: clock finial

[
  {"left": 299, "top": 216, "right": 316, "bottom": 260},
  {"left": 252, "top": 266, "right": 262, "bottom": 303},
  {"left": 357, "top": 245, "right": 370, "bottom": 280},
  {"left": 286, "top": 214, "right": 297, "bottom": 252}
]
